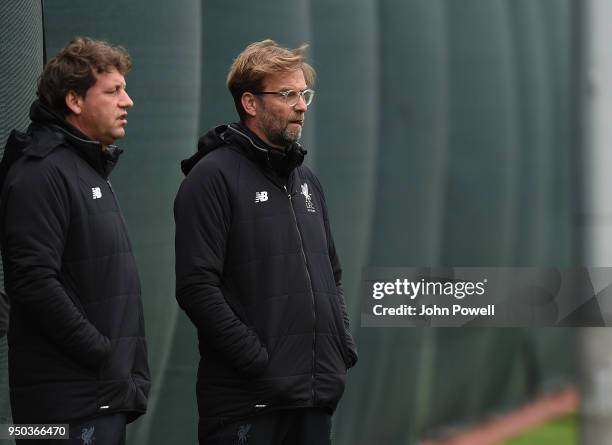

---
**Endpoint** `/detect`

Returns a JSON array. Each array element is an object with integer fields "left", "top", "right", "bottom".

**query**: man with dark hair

[
  {"left": 0, "top": 37, "right": 149, "bottom": 444},
  {"left": 175, "top": 39, "right": 357, "bottom": 444}
]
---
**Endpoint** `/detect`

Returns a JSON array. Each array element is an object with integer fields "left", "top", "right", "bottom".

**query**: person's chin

[
  {"left": 112, "top": 129, "right": 126, "bottom": 141},
  {"left": 284, "top": 128, "right": 301, "bottom": 142}
]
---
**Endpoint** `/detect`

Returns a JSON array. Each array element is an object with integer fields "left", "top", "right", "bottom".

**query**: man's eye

[{"left": 285, "top": 91, "right": 298, "bottom": 99}]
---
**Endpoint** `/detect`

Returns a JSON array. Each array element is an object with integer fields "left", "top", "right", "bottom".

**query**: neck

[
  {"left": 65, "top": 114, "right": 87, "bottom": 137},
  {"left": 65, "top": 114, "right": 105, "bottom": 150}
]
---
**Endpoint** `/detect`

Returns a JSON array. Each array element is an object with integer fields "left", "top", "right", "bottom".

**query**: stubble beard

[
  {"left": 259, "top": 117, "right": 302, "bottom": 148},
  {"left": 282, "top": 124, "right": 302, "bottom": 144}
]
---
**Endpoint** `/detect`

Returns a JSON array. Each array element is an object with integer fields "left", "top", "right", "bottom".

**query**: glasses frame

[{"left": 252, "top": 88, "right": 315, "bottom": 106}]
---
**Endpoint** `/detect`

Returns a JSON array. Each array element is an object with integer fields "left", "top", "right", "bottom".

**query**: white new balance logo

[
  {"left": 255, "top": 191, "right": 268, "bottom": 203},
  {"left": 92, "top": 187, "right": 102, "bottom": 200}
]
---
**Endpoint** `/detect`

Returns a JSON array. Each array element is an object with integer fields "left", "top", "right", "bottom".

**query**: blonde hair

[{"left": 227, "top": 39, "right": 315, "bottom": 120}]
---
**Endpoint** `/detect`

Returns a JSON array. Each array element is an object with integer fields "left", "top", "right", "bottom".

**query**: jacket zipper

[
  {"left": 106, "top": 179, "right": 135, "bottom": 251},
  {"left": 98, "top": 180, "right": 139, "bottom": 411},
  {"left": 228, "top": 128, "right": 317, "bottom": 403},
  {"left": 284, "top": 185, "right": 317, "bottom": 405}
]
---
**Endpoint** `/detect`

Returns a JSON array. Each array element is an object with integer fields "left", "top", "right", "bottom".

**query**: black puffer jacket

[
  {"left": 175, "top": 123, "right": 357, "bottom": 433},
  {"left": 0, "top": 101, "right": 150, "bottom": 423}
]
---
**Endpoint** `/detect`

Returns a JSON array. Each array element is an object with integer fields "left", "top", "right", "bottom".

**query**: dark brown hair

[
  {"left": 37, "top": 37, "right": 132, "bottom": 116},
  {"left": 227, "top": 39, "right": 315, "bottom": 120}
]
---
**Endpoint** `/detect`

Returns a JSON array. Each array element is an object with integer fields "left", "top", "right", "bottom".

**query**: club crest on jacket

[{"left": 301, "top": 183, "right": 316, "bottom": 213}]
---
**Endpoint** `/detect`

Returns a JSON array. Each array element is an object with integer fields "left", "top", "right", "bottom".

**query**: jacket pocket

[
  {"left": 96, "top": 337, "right": 145, "bottom": 414},
  {"left": 60, "top": 271, "right": 89, "bottom": 318},
  {"left": 327, "top": 292, "right": 353, "bottom": 369}
]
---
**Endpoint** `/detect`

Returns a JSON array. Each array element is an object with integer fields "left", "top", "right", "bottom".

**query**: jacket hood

[
  {"left": 180, "top": 125, "right": 229, "bottom": 175},
  {"left": 181, "top": 122, "right": 307, "bottom": 177},
  {"left": 0, "top": 101, "right": 123, "bottom": 191}
]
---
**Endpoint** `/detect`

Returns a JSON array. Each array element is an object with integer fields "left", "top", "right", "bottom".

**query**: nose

[
  {"left": 120, "top": 90, "right": 134, "bottom": 109},
  {"left": 293, "top": 95, "right": 307, "bottom": 112}
]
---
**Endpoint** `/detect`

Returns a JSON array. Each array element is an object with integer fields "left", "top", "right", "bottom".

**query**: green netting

[
  {"left": 0, "top": 1, "right": 579, "bottom": 444},
  {"left": 0, "top": 2, "right": 43, "bottom": 444}
]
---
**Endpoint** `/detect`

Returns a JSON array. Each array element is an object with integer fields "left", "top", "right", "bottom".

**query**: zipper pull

[{"left": 284, "top": 185, "right": 291, "bottom": 199}]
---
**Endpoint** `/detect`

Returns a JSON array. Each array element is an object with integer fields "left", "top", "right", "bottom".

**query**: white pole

[{"left": 579, "top": 0, "right": 612, "bottom": 443}]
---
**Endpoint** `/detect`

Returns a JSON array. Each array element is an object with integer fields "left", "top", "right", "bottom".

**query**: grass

[{"left": 500, "top": 414, "right": 577, "bottom": 445}]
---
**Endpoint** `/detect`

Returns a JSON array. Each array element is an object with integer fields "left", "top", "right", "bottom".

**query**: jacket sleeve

[
  {"left": 1, "top": 160, "right": 110, "bottom": 370},
  {"left": 311, "top": 172, "right": 358, "bottom": 369},
  {"left": 174, "top": 161, "right": 268, "bottom": 377}
]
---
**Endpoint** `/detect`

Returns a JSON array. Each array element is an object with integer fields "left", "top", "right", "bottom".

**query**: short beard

[
  {"left": 256, "top": 98, "right": 303, "bottom": 147},
  {"left": 260, "top": 123, "right": 301, "bottom": 148},
  {"left": 283, "top": 125, "right": 302, "bottom": 144}
]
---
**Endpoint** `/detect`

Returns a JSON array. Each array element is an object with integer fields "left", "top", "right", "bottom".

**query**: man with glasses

[{"left": 175, "top": 39, "right": 357, "bottom": 444}]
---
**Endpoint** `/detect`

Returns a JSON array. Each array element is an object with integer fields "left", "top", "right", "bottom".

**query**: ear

[
  {"left": 241, "top": 92, "right": 258, "bottom": 118},
  {"left": 65, "top": 90, "right": 83, "bottom": 115}
]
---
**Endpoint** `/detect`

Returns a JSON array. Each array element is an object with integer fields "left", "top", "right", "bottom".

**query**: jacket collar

[
  {"left": 26, "top": 100, "right": 122, "bottom": 178},
  {"left": 226, "top": 122, "right": 306, "bottom": 178},
  {"left": 181, "top": 122, "right": 307, "bottom": 179}
]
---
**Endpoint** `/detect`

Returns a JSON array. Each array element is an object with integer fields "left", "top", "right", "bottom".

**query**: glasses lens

[
  {"left": 284, "top": 90, "right": 315, "bottom": 106},
  {"left": 302, "top": 90, "right": 314, "bottom": 106},
  {"left": 283, "top": 91, "right": 298, "bottom": 106}
]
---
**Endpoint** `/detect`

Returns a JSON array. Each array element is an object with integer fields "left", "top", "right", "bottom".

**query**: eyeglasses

[{"left": 252, "top": 89, "right": 315, "bottom": 106}]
